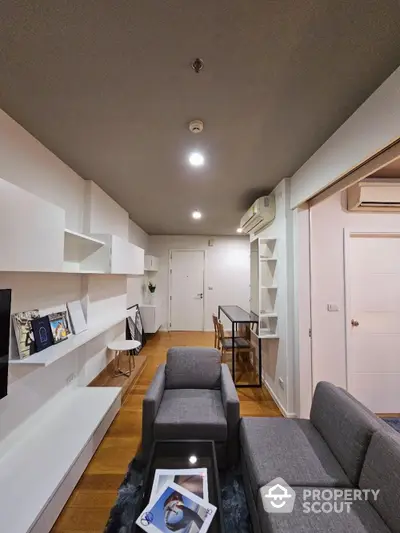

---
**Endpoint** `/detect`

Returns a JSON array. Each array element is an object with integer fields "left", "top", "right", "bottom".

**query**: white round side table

[{"left": 108, "top": 340, "right": 141, "bottom": 378}]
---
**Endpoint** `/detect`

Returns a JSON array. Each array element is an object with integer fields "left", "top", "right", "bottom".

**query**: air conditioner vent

[{"left": 347, "top": 179, "right": 400, "bottom": 212}]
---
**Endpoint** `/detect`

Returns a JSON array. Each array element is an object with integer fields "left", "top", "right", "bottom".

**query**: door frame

[
  {"left": 168, "top": 249, "right": 206, "bottom": 331},
  {"left": 344, "top": 229, "right": 400, "bottom": 392}
]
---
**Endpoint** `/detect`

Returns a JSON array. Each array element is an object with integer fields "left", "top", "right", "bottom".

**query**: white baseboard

[{"left": 262, "top": 377, "right": 297, "bottom": 418}]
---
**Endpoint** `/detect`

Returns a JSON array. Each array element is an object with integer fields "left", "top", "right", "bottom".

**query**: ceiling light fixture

[
  {"left": 236, "top": 228, "right": 243, "bottom": 233},
  {"left": 192, "top": 210, "right": 202, "bottom": 220},
  {"left": 189, "top": 152, "right": 205, "bottom": 167}
]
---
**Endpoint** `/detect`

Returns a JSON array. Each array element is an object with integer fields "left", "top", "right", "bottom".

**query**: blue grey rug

[
  {"left": 104, "top": 457, "right": 252, "bottom": 533},
  {"left": 383, "top": 418, "right": 400, "bottom": 433}
]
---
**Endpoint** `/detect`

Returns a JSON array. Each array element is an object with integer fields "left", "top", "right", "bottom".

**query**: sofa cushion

[
  {"left": 359, "top": 430, "right": 400, "bottom": 533},
  {"left": 154, "top": 389, "right": 227, "bottom": 441},
  {"left": 257, "top": 487, "right": 391, "bottom": 533},
  {"left": 165, "top": 347, "right": 221, "bottom": 390},
  {"left": 310, "top": 382, "right": 383, "bottom": 485},
  {"left": 240, "top": 418, "right": 351, "bottom": 497}
]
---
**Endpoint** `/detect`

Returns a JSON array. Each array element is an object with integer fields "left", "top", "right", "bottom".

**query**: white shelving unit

[
  {"left": 63, "top": 229, "right": 106, "bottom": 273},
  {"left": 88, "top": 234, "right": 145, "bottom": 275},
  {"left": 144, "top": 255, "right": 159, "bottom": 272},
  {"left": 250, "top": 237, "right": 279, "bottom": 339},
  {"left": 140, "top": 304, "right": 161, "bottom": 333},
  {"left": 9, "top": 315, "right": 126, "bottom": 367},
  {"left": 0, "top": 387, "right": 121, "bottom": 533}
]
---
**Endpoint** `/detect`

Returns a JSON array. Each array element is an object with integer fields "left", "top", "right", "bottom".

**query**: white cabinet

[
  {"left": 0, "top": 178, "right": 64, "bottom": 272},
  {"left": 140, "top": 304, "right": 161, "bottom": 333},
  {"left": 89, "top": 234, "right": 144, "bottom": 275},
  {"left": 144, "top": 255, "right": 159, "bottom": 272}
]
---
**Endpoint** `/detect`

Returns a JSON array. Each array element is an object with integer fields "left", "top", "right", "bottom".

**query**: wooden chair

[
  {"left": 217, "top": 319, "right": 253, "bottom": 365},
  {"left": 212, "top": 313, "right": 220, "bottom": 349}
]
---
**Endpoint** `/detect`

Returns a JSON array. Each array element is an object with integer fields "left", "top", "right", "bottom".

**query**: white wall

[
  {"left": 291, "top": 66, "right": 400, "bottom": 207},
  {"left": 147, "top": 235, "right": 250, "bottom": 331},
  {"left": 127, "top": 219, "right": 149, "bottom": 307},
  {"left": 253, "top": 179, "right": 296, "bottom": 416},
  {"left": 310, "top": 191, "right": 400, "bottom": 389},
  {"left": 0, "top": 110, "right": 85, "bottom": 232}
]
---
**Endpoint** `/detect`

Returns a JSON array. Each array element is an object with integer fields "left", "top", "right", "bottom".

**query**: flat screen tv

[{"left": 0, "top": 289, "right": 11, "bottom": 400}]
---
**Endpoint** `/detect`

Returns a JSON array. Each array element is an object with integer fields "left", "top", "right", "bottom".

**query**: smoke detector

[{"left": 189, "top": 119, "right": 204, "bottom": 134}]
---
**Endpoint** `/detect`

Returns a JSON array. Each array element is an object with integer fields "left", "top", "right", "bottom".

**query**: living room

[{"left": 0, "top": 2, "right": 400, "bottom": 533}]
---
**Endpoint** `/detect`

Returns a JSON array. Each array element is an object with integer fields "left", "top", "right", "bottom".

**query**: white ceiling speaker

[{"left": 188, "top": 119, "right": 204, "bottom": 134}]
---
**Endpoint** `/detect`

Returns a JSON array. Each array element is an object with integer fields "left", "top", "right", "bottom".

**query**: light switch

[
  {"left": 208, "top": 286, "right": 213, "bottom": 290},
  {"left": 327, "top": 303, "right": 339, "bottom": 312}
]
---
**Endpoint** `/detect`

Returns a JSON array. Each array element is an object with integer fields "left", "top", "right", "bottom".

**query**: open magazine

[
  {"left": 149, "top": 468, "right": 209, "bottom": 504},
  {"left": 137, "top": 481, "right": 216, "bottom": 533}
]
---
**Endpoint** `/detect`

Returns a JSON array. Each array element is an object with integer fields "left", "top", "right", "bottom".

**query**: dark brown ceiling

[{"left": 1, "top": 0, "right": 400, "bottom": 234}]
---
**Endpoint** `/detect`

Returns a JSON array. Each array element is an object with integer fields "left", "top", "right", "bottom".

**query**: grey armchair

[{"left": 142, "top": 347, "right": 240, "bottom": 467}]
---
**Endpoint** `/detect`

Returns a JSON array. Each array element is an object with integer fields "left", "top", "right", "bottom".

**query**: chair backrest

[
  {"left": 165, "top": 347, "right": 221, "bottom": 390},
  {"left": 217, "top": 320, "right": 225, "bottom": 343},
  {"left": 212, "top": 313, "right": 218, "bottom": 333}
]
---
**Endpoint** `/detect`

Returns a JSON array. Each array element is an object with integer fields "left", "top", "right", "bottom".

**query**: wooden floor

[{"left": 51, "top": 331, "right": 281, "bottom": 533}]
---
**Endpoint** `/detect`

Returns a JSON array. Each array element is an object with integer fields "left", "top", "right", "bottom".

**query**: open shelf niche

[
  {"left": 63, "top": 230, "right": 106, "bottom": 273},
  {"left": 250, "top": 237, "right": 279, "bottom": 339}
]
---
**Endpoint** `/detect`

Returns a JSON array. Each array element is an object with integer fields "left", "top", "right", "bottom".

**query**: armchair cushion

[
  {"left": 154, "top": 389, "right": 227, "bottom": 441},
  {"left": 165, "top": 347, "right": 221, "bottom": 390}
]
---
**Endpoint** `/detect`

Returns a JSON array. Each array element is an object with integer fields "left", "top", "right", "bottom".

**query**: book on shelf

[
  {"left": 48, "top": 311, "right": 70, "bottom": 344},
  {"left": 31, "top": 316, "right": 54, "bottom": 352},
  {"left": 67, "top": 300, "right": 87, "bottom": 335},
  {"left": 12, "top": 309, "right": 40, "bottom": 359}
]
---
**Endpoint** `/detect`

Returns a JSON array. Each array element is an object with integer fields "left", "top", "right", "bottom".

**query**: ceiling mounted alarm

[
  {"left": 189, "top": 119, "right": 204, "bottom": 134},
  {"left": 191, "top": 58, "right": 204, "bottom": 73}
]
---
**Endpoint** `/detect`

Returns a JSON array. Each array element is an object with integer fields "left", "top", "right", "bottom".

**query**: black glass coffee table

[{"left": 132, "top": 440, "right": 224, "bottom": 533}]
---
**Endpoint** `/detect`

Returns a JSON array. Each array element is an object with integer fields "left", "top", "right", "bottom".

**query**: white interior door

[
  {"left": 346, "top": 233, "right": 400, "bottom": 413},
  {"left": 169, "top": 250, "right": 205, "bottom": 331}
]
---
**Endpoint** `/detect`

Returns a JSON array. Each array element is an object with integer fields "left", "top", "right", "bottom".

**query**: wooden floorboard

[{"left": 51, "top": 331, "right": 281, "bottom": 533}]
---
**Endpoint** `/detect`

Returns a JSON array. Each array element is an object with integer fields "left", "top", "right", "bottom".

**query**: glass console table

[{"left": 218, "top": 305, "right": 262, "bottom": 388}]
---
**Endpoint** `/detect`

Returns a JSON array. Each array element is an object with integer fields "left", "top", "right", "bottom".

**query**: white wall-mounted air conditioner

[
  {"left": 347, "top": 178, "right": 400, "bottom": 211},
  {"left": 239, "top": 195, "right": 276, "bottom": 234}
]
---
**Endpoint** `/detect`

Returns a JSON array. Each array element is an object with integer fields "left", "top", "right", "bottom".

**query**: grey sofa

[
  {"left": 241, "top": 381, "right": 400, "bottom": 533},
  {"left": 142, "top": 347, "right": 240, "bottom": 466}
]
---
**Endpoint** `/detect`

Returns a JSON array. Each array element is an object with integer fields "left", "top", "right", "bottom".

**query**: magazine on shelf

[
  {"left": 31, "top": 316, "right": 54, "bottom": 352},
  {"left": 137, "top": 481, "right": 216, "bottom": 533},
  {"left": 12, "top": 309, "right": 40, "bottom": 359},
  {"left": 48, "top": 311, "right": 70, "bottom": 344},
  {"left": 67, "top": 300, "right": 87, "bottom": 335},
  {"left": 149, "top": 468, "right": 208, "bottom": 504}
]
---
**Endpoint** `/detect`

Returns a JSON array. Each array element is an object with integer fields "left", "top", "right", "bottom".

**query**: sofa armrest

[
  {"left": 142, "top": 363, "right": 166, "bottom": 453},
  {"left": 221, "top": 363, "right": 240, "bottom": 464},
  {"left": 221, "top": 363, "right": 240, "bottom": 422}
]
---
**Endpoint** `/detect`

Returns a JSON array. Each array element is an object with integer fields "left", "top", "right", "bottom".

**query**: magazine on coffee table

[
  {"left": 137, "top": 481, "right": 216, "bottom": 533},
  {"left": 149, "top": 468, "right": 208, "bottom": 504}
]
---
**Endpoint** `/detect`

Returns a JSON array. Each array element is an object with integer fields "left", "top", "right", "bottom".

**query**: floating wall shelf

[
  {"left": 64, "top": 230, "right": 105, "bottom": 263},
  {"left": 9, "top": 316, "right": 126, "bottom": 367}
]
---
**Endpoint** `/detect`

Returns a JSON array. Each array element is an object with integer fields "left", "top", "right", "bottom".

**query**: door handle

[
  {"left": 196, "top": 293, "right": 203, "bottom": 299},
  {"left": 351, "top": 319, "right": 359, "bottom": 327}
]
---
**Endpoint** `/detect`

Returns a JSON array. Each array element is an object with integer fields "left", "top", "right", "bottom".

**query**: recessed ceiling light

[
  {"left": 189, "top": 152, "right": 205, "bottom": 167},
  {"left": 236, "top": 228, "right": 243, "bottom": 233},
  {"left": 192, "top": 210, "right": 202, "bottom": 219},
  {"left": 189, "top": 455, "right": 198, "bottom": 464}
]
